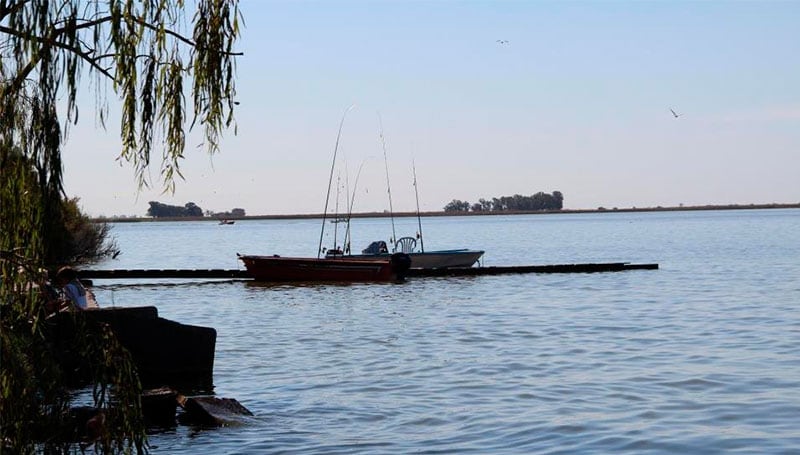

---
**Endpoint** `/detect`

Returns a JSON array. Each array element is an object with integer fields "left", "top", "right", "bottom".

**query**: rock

[
  {"left": 177, "top": 395, "right": 253, "bottom": 426},
  {"left": 142, "top": 387, "right": 179, "bottom": 427}
]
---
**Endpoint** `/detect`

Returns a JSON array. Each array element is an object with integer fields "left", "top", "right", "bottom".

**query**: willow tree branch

[
  {"left": 55, "top": 13, "right": 244, "bottom": 56},
  {"left": 0, "top": 41, "right": 43, "bottom": 100},
  {"left": 0, "top": 0, "right": 28, "bottom": 23},
  {"left": 0, "top": 24, "right": 116, "bottom": 85}
]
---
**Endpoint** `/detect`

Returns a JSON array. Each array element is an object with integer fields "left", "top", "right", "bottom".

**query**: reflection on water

[{"left": 89, "top": 210, "right": 800, "bottom": 454}]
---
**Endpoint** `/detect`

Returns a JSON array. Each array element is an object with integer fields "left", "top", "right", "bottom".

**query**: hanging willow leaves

[
  {"left": 1, "top": 1, "right": 241, "bottom": 452},
  {"left": 0, "top": 0, "right": 241, "bottom": 191}
]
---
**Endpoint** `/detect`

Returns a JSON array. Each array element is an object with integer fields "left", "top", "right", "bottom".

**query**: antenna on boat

[
  {"left": 319, "top": 105, "right": 354, "bottom": 258},
  {"left": 377, "top": 112, "right": 397, "bottom": 250},
  {"left": 412, "top": 159, "right": 425, "bottom": 253}
]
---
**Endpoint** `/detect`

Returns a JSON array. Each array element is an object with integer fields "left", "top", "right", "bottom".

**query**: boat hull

[
  {"left": 239, "top": 253, "right": 411, "bottom": 282},
  {"left": 406, "top": 250, "right": 484, "bottom": 269},
  {"left": 350, "top": 249, "right": 484, "bottom": 269}
]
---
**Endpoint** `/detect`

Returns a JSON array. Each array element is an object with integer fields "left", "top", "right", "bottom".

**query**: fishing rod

[
  {"left": 319, "top": 105, "right": 354, "bottom": 258},
  {"left": 412, "top": 159, "right": 425, "bottom": 253},
  {"left": 332, "top": 173, "right": 341, "bottom": 254},
  {"left": 343, "top": 159, "right": 367, "bottom": 255},
  {"left": 377, "top": 112, "right": 397, "bottom": 250}
]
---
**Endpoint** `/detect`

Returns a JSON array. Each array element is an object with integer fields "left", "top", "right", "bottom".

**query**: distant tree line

[
  {"left": 207, "top": 208, "right": 246, "bottom": 218},
  {"left": 444, "top": 191, "right": 564, "bottom": 212},
  {"left": 147, "top": 201, "right": 247, "bottom": 218},
  {"left": 147, "top": 201, "right": 203, "bottom": 217}
]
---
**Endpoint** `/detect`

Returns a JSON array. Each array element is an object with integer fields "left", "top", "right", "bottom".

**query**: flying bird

[
  {"left": 496, "top": 39, "right": 509, "bottom": 45},
  {"left": 670, "top": 108, "right": 681, "bottom": 118}
]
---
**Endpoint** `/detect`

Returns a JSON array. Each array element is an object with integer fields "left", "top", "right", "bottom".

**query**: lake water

[{"left": 89, "top": 209, "right": 800, "bottom": 454}]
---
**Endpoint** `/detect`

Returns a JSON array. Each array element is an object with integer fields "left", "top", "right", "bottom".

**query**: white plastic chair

[{"left": 395, "top": 236, "right": 417, "bottom": 253}]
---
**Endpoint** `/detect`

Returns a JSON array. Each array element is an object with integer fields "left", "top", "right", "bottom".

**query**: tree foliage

[
  {"left": 58, "top": 197, "right": 121, "bottom": 265},
  {"left": 1, "top": 0, "right": 241, "bottom": 452},
  {"left": 1, "top": 0, "right": 241, "bottom": 192},
  {"left": 146, "top": 200, "right": 203, "bottom": 217},
  {"left": 443, "top": 199, "right": 471, "bottom": 212},
  {"left": 0, "top": 146, "right": 119, "bottom": 266},
  {"left": 444, "top": 191, "right": 564, "bottom": 212},
  {"left": 209, "top": 207, "right": 245, "bottom": 218}
]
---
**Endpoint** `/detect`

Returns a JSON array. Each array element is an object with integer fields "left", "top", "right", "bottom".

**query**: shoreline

[{"left": 95, "top": 202, "right": 800, "bottom": 223}]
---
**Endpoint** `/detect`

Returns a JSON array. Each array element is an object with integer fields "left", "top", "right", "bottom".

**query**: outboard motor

[
  {"left": 362, "top": 240, "right": 388, "bottom": 254},
  {"left": 390, "top": 252, "right": 412, "bottom": 279}
]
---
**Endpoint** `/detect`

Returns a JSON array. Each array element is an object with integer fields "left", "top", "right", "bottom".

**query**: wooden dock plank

[
  {"left": 79, "top": 263, "right": 658, "bottom": 280},
  {"left": 80, "top": 269, "right": 249, "bottom": 279},
  {"left": 407, "top": 262, "right": 658, "bottom": 277}
]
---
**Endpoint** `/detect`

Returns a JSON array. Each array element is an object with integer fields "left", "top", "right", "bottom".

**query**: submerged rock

[
  {"left": 142, "top": 387, "right": 179, "bottom": 427},
  {"left": 177, "top": 395, "right": 253, "bottom": 426}
]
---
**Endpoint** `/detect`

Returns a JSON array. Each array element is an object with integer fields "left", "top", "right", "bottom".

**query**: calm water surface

[{"left": 90, "top": 209, "right": 800, "bottom": 454}]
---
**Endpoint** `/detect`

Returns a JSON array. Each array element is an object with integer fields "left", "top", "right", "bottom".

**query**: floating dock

[
  {"left": 79, "top": 262, "right": 657, "bottom": 280},
  {"left": 407, "top": 262, "right": 657, "bottom": 277}
]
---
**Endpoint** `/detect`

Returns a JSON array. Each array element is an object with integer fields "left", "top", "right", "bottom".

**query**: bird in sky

[
  {"left": 496, "top": 39, "right": 509, "bottom": 45},
  {"left": 670, "top": 108, "right": 681, "bottom": 118}
]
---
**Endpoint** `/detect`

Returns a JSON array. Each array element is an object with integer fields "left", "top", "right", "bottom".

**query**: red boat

[
  {"left": 238, "top": 108, "right": 417, "bottom": 284},
  {"left": 238, "top": 252, "right": 411, "bottom": 283}
]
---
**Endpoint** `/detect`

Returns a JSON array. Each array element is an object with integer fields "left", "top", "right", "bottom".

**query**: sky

[{"left": 61, "top": 1, "right": 800, "bottom": 218}]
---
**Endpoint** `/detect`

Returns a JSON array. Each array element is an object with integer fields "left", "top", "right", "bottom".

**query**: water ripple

[{"left": 93, "top": 210, "right": 800, "bottom": 453}]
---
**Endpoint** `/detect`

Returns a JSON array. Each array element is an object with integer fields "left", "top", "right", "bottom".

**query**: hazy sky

[{"left": 61, "top": 1, "right": 800, "bottom": 217}]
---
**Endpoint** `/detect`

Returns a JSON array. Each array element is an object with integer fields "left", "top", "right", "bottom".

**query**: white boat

[
  {"left": 404, "top": 249, "right": 484, "bottom": 269},
  {"left": 343, "top": 238, "right": 483, "bottom": 269},
  {"left": 237, "top": 106, "right": 415, "bottom": 283}
]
